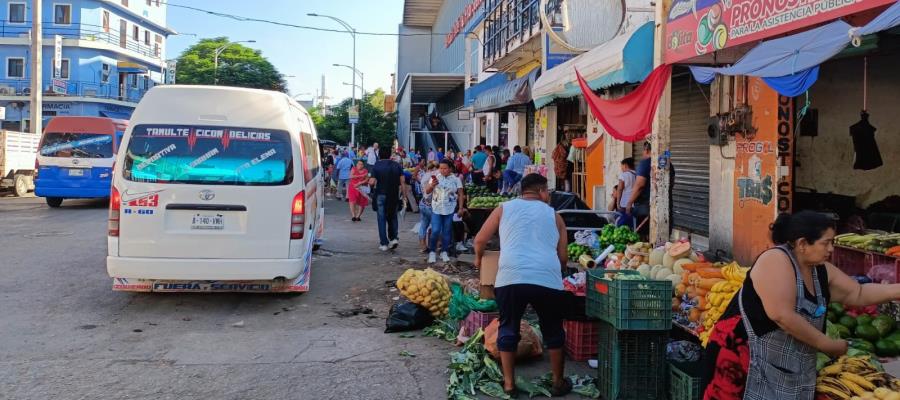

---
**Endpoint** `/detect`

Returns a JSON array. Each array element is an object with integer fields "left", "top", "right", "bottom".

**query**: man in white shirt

[{"left": 366, "top": 142, "right": 379, "bottom": 166}]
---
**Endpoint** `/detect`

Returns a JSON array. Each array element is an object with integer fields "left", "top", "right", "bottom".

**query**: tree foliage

[
  {"left": 311, "top": 88, "right": 396, "bottom": 147},
  {"left": 175, "top": 37, "right": 287, "bottom": 92}
]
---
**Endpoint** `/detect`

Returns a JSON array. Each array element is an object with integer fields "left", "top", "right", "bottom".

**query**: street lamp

[
  {"left": 309, "top": 13, "right": 357, "bottom": 147},
  {"left": 214, "top": 40, "right": 256, "bottom": 85},
  {"left": 333, "top": 63, "right": 364, "bottom": 96}
]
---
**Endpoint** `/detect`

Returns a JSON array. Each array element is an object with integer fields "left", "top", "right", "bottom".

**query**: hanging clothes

[{"left": 850, "top": 111, "right": 883, "bottom": 170}]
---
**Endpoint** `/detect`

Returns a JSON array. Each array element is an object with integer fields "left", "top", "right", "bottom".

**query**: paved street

[{"left": 0, "top": 194, "right": 587, "bottom": 399}]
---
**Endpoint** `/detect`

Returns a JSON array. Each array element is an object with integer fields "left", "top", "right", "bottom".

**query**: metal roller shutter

[{"left": 669, "top": 75, "right": 711, "bottom": 235}]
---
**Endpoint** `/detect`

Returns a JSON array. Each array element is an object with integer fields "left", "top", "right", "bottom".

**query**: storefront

[
  {"left": 662, "top": 0, "right": 900, "bottom": 262},
  {"left": 669, "top": 70, "right": 712, "bottom": 242}
]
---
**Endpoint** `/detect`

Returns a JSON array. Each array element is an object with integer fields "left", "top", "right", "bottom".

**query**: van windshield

[
  {"left": 40, "top": 132, "right": 114, "bottom": 158},
  {"left": 122, "top": 125, "right": 294, "bottom": 186}
]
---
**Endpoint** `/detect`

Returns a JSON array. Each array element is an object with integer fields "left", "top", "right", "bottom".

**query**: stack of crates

[{"left": 586, "top": 268, "right": 671, "bottom": 400}]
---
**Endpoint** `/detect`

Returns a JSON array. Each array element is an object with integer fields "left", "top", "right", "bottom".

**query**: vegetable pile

[
  {"left": 599, "top": 225, "right": 640, "bottom": 253},
  {"left": 836, "top": 233, "right": 900, "bottom": 256},
  {"left": 568, "top": 243, "right": 595, "bottom": 260},
  {"left": 826, "top": 302, "right": 900, "bottom": 358},
  {"left": 816, "top": 354, "right": 900, "bottom": 400}
]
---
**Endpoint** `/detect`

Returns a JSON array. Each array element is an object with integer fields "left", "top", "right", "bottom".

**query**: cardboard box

[
  {"left": 480, "top": 250, "right": 499, "bottom": 285},
  {"left": 479, "top": 251, "right": 499, "bottom": 300}
]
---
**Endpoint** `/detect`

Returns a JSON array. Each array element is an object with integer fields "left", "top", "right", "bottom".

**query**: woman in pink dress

[{"left": 347, "top": 159, "right": 370, "bottom": 222}]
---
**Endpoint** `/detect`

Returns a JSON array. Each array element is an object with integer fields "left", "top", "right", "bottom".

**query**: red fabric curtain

[{"left": 576, "top": 64, "right": 673, "bottom": 143}]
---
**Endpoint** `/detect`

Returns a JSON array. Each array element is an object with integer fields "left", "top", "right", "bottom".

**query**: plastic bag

[
  {"left": 448, "top": 283, "right": 498, "bottom": 320},
  {"left": 484, "top": 319, "right": 543, "bottom": 360},
  {"left": 384, "top": 300, "right": 435, "bottom": 333}
]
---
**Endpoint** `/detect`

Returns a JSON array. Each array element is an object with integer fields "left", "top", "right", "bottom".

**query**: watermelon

[
  {"left": 855, "top": 324, "right": 881, "bottom": 342},
  {"left": 838, "top": 315, "right": 857, "bottom": 331}
]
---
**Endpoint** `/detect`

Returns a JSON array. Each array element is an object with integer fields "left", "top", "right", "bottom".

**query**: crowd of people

[{"left": 322, "top": 142, "right": 546, "bottom": 260}]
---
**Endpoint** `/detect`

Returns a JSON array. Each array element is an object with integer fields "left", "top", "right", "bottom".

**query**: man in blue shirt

[
  {"left": 436, "top": 147, "right": 445, "bottom": 161},
  {"left": 501, "top": 146, "right": 532, "bottom": 194},
  {"left": 470, "top": 145, "right": 487, "bottom": 185},
  {"left": 625, "top": 141, "right": 652, "bottom": 235},
  {"left": 335, "top": 152, "right": 353, "bottom": 201}
]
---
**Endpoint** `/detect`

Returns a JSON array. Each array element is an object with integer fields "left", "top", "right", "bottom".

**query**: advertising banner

[{"left": 664, "top": 0, "right": 895, "bottom": 64}]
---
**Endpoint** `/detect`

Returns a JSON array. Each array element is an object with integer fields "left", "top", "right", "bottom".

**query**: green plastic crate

[
  {"left": 669, "top": 360, "right": 703, "bottom": 400},
  {"left": 596, "top": 322, "right": 668, "bottom": 400},
  {"left": 586, "top": 268, "right": 672, "bottom": 330}
]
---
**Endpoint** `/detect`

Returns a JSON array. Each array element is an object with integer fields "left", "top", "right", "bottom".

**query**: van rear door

[
  {"left": 38, "top": 132, "right": 114, "bottom": 189},
  {"left": 117, "top": 125, "right": 299, "bottom": 259}
]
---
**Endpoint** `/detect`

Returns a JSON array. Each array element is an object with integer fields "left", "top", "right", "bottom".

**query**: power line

[{"left": 161, "top": 1, "right": 456, "bottom": 37}]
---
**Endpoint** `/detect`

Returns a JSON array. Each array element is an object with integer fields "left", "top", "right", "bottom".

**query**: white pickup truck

[{"left": 0, "top": 130, "right": 39, "bottom": 197}]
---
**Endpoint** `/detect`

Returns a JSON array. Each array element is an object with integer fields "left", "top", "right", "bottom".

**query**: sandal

[
  {"left": 550, "top": 378, "right": 572, "bottom": 397},
  {"left": 504, "top": 387, "right": 519, "bottom": 399}
]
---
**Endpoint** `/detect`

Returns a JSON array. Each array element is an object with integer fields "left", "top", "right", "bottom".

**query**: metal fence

[
  {"left": 482, "top": 0, "right": 542, "bottom": 67},
  {"left": 0, "top": 79, "right": 149, "bottom": 103}
]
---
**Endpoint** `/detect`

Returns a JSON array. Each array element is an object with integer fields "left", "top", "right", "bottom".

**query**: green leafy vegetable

[
  {"left": 478, "top": 381, "right": 511, "bottom": 399},
  {"left": 399, "top": 350, "right": 416, "bottom": 357},
  {"left": 516, "top": 376, "right": 551, "bottom": 398}
]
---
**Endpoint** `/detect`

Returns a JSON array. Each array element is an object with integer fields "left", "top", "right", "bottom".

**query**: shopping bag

[{"left": 484, "top": 319, "right": 543, "bottom": 360}]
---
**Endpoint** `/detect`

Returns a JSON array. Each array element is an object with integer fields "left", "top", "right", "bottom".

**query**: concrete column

[
  {"left": 539, "top": 106, "right": 558, "bottom": 188},
  {"left": 708, "top": 76, "right": 736, "bottom": 256},
  {"left": 485, "top": 112, "right": 498, "bottom": 146},
  {"left": 507, "top": 112, "right": 526, "bottom": 147},
  {"left": 650, "top": 1, "right": 673, "bottom": 244}
]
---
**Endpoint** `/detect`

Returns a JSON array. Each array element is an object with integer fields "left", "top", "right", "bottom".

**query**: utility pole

[{"left": 30, "top": 0, "right": 42, "bottom": 134}]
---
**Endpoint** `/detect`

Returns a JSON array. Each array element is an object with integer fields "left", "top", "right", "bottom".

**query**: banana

[
  {"left": 820, "top": 363, "right": 845, "bottom": 376},
  {"left": 817, "top": 382, "right": 852, "bottom": 400},
  {"left": 840, "top": 372, "right": 876, "bottom": 392}
]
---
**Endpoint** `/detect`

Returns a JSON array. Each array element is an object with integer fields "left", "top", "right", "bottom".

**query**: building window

[
  {"left": 144, "top": 30, "right": 150, "bottom": 45},
  {"left": 121, "top": 0, "right": 128, "bottom": 6},
  {"left": 131, "top": 75, "right": 139, "bottom": 88},
  {"left": 8, "top": 3, "right": 26, "bottom": 24},
  {"left": 101, "top": 63, "right": 111, "bottom": 83},
  {"left": 133, "top": 26, "right": 139, "bottom": 41},
  {"left": 154, "top": 34, "right": 161, "bottom": 57},
  {"left": 146, "top": 0, "right": 151, "bottom": 5},
  {"left": 59, "top": 59, "right": 70, "bottom": 79},
  {"left": 102, "top": 10, "right": 109, "bottom": 32},
  {"left": 155, "top": 0, "right": 160, "bottom": 6},
  {"left": 7, "top": 58, "right": 25, "bottom": 78},
  {"left": 54, "top": 4, "right": 72, "bottom": 25},
  {"left": 143, "top": 76, "right": 150, "bottom": 89}
]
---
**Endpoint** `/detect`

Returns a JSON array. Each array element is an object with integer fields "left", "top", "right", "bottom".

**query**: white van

[{"left": 106, "top": 86, "right": 324, "bottom": 293}]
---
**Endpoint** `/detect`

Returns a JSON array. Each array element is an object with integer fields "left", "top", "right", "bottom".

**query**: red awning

[{"left": 576, "top": 64, "right": 672, "bottom": 143}]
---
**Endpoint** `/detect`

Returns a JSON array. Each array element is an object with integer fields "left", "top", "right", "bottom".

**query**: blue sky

[{"left": 166, "top": 0, "right": 403, "bottom": 104}]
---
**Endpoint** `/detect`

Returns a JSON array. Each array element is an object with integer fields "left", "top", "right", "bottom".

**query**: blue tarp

[
  {"left": 690, "top": 20, "right": 852, "bottom": 84},
  {"left": 689, "top": 2, "right": 900, "bottom": 97},
  {"left": 465, "top": 72, "right": 512, "bottom": 107}
]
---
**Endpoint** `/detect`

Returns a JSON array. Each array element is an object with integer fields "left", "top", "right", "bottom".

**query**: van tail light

[
  {"left": 34, "top": 159, "right": 39, "bottom": 179},
  {"left": 108, "top": 186, "right": 121, "bottom": 237},
  {"left": 291, "top": 191, "right": 305, "bottom": 240}
]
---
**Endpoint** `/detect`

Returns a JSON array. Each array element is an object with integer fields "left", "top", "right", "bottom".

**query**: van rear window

[
  {"left": 40, "top": 132, "right": 114, "bottom": 158},
  {"left": 123, "top": 125, "right": 293, "bottom": 186}
]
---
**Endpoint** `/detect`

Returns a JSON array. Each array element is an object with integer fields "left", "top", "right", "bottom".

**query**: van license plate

[
  {"left": 191, "top": 214, "right": 224, "bottom": 230},
  {"left": 68, "top": 168, "right": 84, "bottom": 176}
]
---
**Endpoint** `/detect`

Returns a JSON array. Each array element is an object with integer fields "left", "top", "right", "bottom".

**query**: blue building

[{"left": 0, "top": 0, "right": 174, "bottom": 130}]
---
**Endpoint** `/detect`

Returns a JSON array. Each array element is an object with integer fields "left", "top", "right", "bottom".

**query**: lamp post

[
  {"left": 214, "top": 40, "right": 256, "bottom": 85},
  {"left": 333, "top": 63, "right": 364, "bottom": 96},
  {"left": 309, "top": 13, "right": 357, "bottom": 147}
]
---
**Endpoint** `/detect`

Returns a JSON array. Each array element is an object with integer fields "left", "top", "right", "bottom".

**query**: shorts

[{"left": 494, "top": 283, "right": 566, "bottom": 352}]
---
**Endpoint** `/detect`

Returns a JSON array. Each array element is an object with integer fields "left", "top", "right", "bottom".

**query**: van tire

[
  {"left": 13, "top": 175, "right": 29, "bottom": 197},
  {"left": 46, "top": 197, "right": 63, "bottom": 208}
]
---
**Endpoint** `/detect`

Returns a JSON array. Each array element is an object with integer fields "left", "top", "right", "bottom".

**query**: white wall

[
  {"left": 797, "top": 54, "right": 900, "bottom": 207},
  {"left": 508, "top": 112, "right": 527, "bottom": 147},
  {"left": 397, "top": 25, "right": 432, "bottom": 83}
]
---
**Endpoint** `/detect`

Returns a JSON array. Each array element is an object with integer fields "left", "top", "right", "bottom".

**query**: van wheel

[
  {"left": 13, "top": 175, "right": 29, "bottom": 197},
  {"left": 46, "top": 197, "right": 63, "bottom": 208}
]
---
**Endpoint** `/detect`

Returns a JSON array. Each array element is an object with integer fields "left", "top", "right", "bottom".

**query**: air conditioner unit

[
  {"left": 0, "top": 86, "right": 14, "bottom": 96},
  {"left": 21, "top": 87, "right": 31, "bottom": 96}
]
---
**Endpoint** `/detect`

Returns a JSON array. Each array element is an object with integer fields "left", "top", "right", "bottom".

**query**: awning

[
  {"left": 117, "top": 61, "right": 149, "bottom": 74},
  {"left": 397, "top": 73, "right": 464, "bottom": 104},
  {"left": 465, "top": 72, "right": 513, "bottom": 107},
  {"left": 472, "top": 68, "right": 539, "bottom": 112},
  {"left": 100, "top": 110, "right": 132, "bottom": 120},
  {"left": 531, "top": 21, "right": 655, "bottom": 109}
]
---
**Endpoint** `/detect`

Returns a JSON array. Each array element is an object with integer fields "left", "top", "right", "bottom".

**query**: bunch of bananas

[
  {"left": 396, "top": 268, "right": 451, "bottom": 317},
  {"left": 817, "top": 355, "right": 900, "bottom": 400},
  {"left": 699, "top": 264, "right": 749, "bottom": 346},
  {"left": 721, "top": 262, "right": 749, "bottom": 283}
]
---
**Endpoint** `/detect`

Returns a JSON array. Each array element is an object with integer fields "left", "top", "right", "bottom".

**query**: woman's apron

[{"left": 739, "top": 245, "right": 826, "bottom": 400}]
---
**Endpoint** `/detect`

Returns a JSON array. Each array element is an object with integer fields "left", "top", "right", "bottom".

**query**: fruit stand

[{"left": 832, "top": 233, "right": 900, "bottom": 280}]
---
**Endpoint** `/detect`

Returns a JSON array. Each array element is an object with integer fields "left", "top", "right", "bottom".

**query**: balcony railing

[
  {"left": 0, "top": 21, "right": 163, "bottom": 61},
  {"left": 482, "top": 0, "right": 542, "bottom": 68},
  {"left": 0, "top": 79, "right": 150, "bottom": 104}
]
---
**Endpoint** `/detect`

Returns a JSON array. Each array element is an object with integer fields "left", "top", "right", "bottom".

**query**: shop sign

[
  {"left": 776, "top": 94, "right": 793, "bottom": 214},
  {"left": 43, "top": 103, "right": 71, "bottom": 111},
  {"left": 544, "top": 30, "right": 579, "bottom": 70},
  {"left": 664, "top": 0, "right": 895, "bottom": 63},
  {"left": 51, "top": 79, "right": 66, "bottom": 95},
  {"left": 445, "top": 0, "right": 484, "bottom": 48},
  {"left": 348, "top": 105, "right": 359, "bottom": 124}
]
